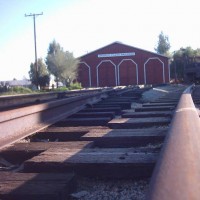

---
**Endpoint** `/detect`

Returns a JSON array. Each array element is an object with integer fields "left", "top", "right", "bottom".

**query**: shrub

[
  {"left": 51, "top": 82, "right": 82, "bottom": 91},
  {"left": 0, "top": 86, "right": 34, "bottom": 95},
  {"left": 11, "top": 86, "right": 33, "bottom": 93},
  {"left": 54, "top": 87, "right": 69, "bottom": 92},
  {"left": 68, "top": 82, "right": 82, "bottom": 90}
]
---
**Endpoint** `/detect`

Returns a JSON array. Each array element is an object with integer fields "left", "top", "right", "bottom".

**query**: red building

[{"left": 78, "top": 42, "right": 170, "bottom": 87}]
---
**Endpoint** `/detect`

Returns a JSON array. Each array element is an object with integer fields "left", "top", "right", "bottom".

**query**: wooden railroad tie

[
  {"left": 79, "top": 107, "right": 121, "bottom": 114},
  {"left": 122, "top": 111, "right": 173, "bottom": 118},
  {"left": 0, "top": 141, "right": 94, "bottom": 163},
  {"left": 69, "top": 111, "right": 115, "bottom": 119},
  {"left": 94, "top": 102, "right": 132, "bottom": 109},
  {"left": 108, "top": 117, "right": 171, "bottom": 129},
  {"left": 81, "top": 128, "right": 167, "bottom": 147},
  {"left": 135, "top": 106, "right": 174, "bottom": 112},
  {"left": 0, "top": 172, "right": 75, "bottom": 200},
  {"left": 24, "top": 148, "right": 158, "bottom": 178},
  {"left": 33, "top": 126, "right": 108, "bottom": 141},
  {"left": 54, "top": 117, "right": 111, "bottom": 126},
  {"left": 142, "top": 103, "right": 177, "bottom": 107}
]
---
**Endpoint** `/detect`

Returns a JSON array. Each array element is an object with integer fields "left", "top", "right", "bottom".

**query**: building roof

[
  {"left": 2, "top": 80, "right": 31, "bottom": 86},
  {"left": 79, "top": 41, "right": 169, "bottom": 59}
]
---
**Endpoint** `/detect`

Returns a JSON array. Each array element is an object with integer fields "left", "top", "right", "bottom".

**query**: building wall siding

[{"left": 78, "top": 42, "right": 169, "bottom": 87}]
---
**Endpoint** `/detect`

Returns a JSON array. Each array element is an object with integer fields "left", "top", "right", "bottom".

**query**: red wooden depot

[{"left": 77, "top": 42, "right": 170, "bottom": 87}]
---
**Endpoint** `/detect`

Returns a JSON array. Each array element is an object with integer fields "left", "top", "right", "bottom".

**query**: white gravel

[{"left": 70, "top": 177, "right": 149, "bottom": 200}]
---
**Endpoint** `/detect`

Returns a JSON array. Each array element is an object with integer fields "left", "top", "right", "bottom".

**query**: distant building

[
  {"left": 77, "top": 41, "right": 170, "bottom": 87},
  {"left": 8, "top": 79, "right": 32, "bottom": 87},
  {"left": 0, "top": 79, "right": 31, "bottom": 87}
]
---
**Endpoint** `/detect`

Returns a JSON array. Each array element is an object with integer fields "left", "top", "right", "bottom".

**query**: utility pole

[{"left": 25, "top": 12, "right": 43, "bottom": 89}]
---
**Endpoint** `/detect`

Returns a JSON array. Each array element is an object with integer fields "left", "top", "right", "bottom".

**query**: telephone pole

[{"left": 25, "top": 12, "right": 43, "bottom": 89}]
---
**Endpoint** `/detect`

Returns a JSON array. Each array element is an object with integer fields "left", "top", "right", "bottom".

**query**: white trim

[
  {"left": 98, "top": 52, "right": 135, "bottom": 58},
  {"left": 79, "top": 62, "right": 91, "bottom": 87},
  {"left": 144, "top": 57, "right": 165, "bottom": 84},
  {"left": 96, "top": 60, "right": 117, "bottom": 87},
  {"left": 117, "top": 59, "right": 138, "bottom": 85},
  {"left": 168, "top": 60, "right": 170, "bottom": 82}
]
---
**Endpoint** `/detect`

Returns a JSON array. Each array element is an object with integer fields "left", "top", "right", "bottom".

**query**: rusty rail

[
  {"left": 0, "top": 88, "right": 106, "bottom": 109},
  {"left": 0, "top": 91, "right": 110, "bottom": 150},
  {"left": 147, "top": 84, "right": 200, "bottom": 200}
]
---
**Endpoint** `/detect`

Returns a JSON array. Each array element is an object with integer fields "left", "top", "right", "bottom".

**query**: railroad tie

[
  {"left": 121, "top": 111, "right": 173, "bottom": 118},
  {"left": 23, "top": 148, "right": 158, "bottom": 178},
  {"left": 81, "top": 128, "right": 167, "bottom": 147},
  {"left": 135, "top": 106, "right": 175, "bottom": 112},
  {"left": 0, "top": 172, "right": 75, "bottom": 200},
  {"left": 108, "top": 117, "right": 171, "bottom": 129},
  {"left": 0, "top": 141, "right": 94, "bottom": 163}
]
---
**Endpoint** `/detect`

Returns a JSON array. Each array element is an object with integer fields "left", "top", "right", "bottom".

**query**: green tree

[
  {"left": 171, "top": 47, "right": 200, "bottom": 82},
  {"left": 47, "top": 39, "right": 61, "bottom": 55},
  {"left": 46, "top": 40, "right": 79, "bottom": 87},
  {"left": 155, "top": 31, "right": 171, "bottom": 56},
  {"left": 29, "top": 58, "right": 50, "bottom": 89},
  {"left": 60, "top": 51, "right": 79, "bottom": 86}
]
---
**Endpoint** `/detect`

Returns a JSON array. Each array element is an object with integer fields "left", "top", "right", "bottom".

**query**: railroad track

[
  {"left": 0, "top": 88, "right": 113, "bottom": 111},
  {"left": 0, "top": 84, "right": 198, "bottom": 200}
]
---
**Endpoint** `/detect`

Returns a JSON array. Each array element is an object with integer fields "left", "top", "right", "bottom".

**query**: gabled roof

[
  {"left": 79, "top": 41, "right": 169, "bottom": 59},
  {"left": 3, "top": 80, "right": 31, "bottom": 86}
]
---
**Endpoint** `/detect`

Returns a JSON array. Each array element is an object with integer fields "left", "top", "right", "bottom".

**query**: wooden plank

[
  {"left": 36, "top": 126, "right": 108, "bottom": 139},
  {"left": 33, "top": 131, "right": 86, "bottom": 141},
  {"left": 83, "top": 128, "right": 167, "bottom": 136},
  {"left": 121, "top": 92, "right": 142, "bottom": 97},
  {"left": 4, "top": 141, "right": 94, "bottom": 152},
  {"left": 82, "top": 128, "right": 168, "bottom": 138},
  {"left": 34, "top": 126, "right": 107, "bottom": 141},
  {"left": 135, "top": 106, "right": 174, "bottom": 112},
  {"left": 69, "top": 112, "right": 115, "bottom": 119},
  {"left": 24, "top": 148, "right": 158, "bottom": 178},
  {"left": 101, "top": 99, "right": 133, "bottom": 103},
  {"left": 150, "top": 100, "right": 178, "bottom": 103},
  {"left": 142, "top": 103, "right": 176, "bottom": 107},
  {"left": 95, "top": 102, "right": 132, "bottom": 109},
  {"left": 99, "top": 99, "right": 133, "bottom": 102},
  {"left": 105, "top": 97, "right": 137, "bottom": 101},
  {"left": 0, "top": 172, "right": 75, "bottom": 200},
  {"left": 81, "top": 128, "right": 167, "bottom": 147},
  {"left": 39, "top": 126, "right": 108, "bottom": 132},
  {"left": 80, "top": 107, "right": 121, "bottom": 114},
  {"left": 157, "top": 97, "right": 180, "bottom": 100},
  {"left": 0, "top": 171, "right": 74, "bottom": 182},
  {"left": 122, "top": 111, "right": 173, "bottom": 118},
  {"left": 0, "top": 141, "right": 94, "bottom": 163},
  {"left": 91, "top": 104, "right": 121, "bottom": 108},
  {"left": 54, "top": 117, "right": 111, "bottom": 126},
  {"left": 108, "top": 117, "right": 171, "bottom": 129},
  {"left": 90, "top": 104, "right": 126, "bottom": 109}
]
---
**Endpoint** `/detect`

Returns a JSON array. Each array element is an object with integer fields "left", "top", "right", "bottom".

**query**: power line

[{"left": 25, "top": 12, "right": 43, "bottom": 89}]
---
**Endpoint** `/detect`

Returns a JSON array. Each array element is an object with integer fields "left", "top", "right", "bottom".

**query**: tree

[
  {"left": 29, "top": 58, "right": 50, "bottom": 89},
  {"left": 38, "top": 75, "right": 50, "bottom": 89},
  {"left": 47, "top": 39, "right": 61, "bottom": 55},
  {"left": 155, "top": 31, "right": 171, "bottom": 56},
  {"left": 171, "top": 47, "right": 200, "bottom": 82},
  {"left": 46, "top": 40, "right": 79, "bottom": 87},
  {"left": 60, "top": 51, "right": 79, "bottom": 86}
]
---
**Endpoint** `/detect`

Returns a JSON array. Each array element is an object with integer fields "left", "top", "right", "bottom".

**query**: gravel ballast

[{"left": 70, "top": 177, "right": 149, "bottom": 200}]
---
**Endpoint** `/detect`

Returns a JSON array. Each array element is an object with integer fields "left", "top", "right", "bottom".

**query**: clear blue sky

[{"left": 0, "top": 0, "right": 200, "bottom": 81}]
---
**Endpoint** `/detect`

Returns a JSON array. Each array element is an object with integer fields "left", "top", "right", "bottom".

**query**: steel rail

[
  {"left": 146, "top": 84, "right": 200, "bottom": 200},
  {"left": 0, "top": 88, "right": 105, "bottom": 109},
  {"left": 0, "top": 91, "right": 110, "bottom": 150}
]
